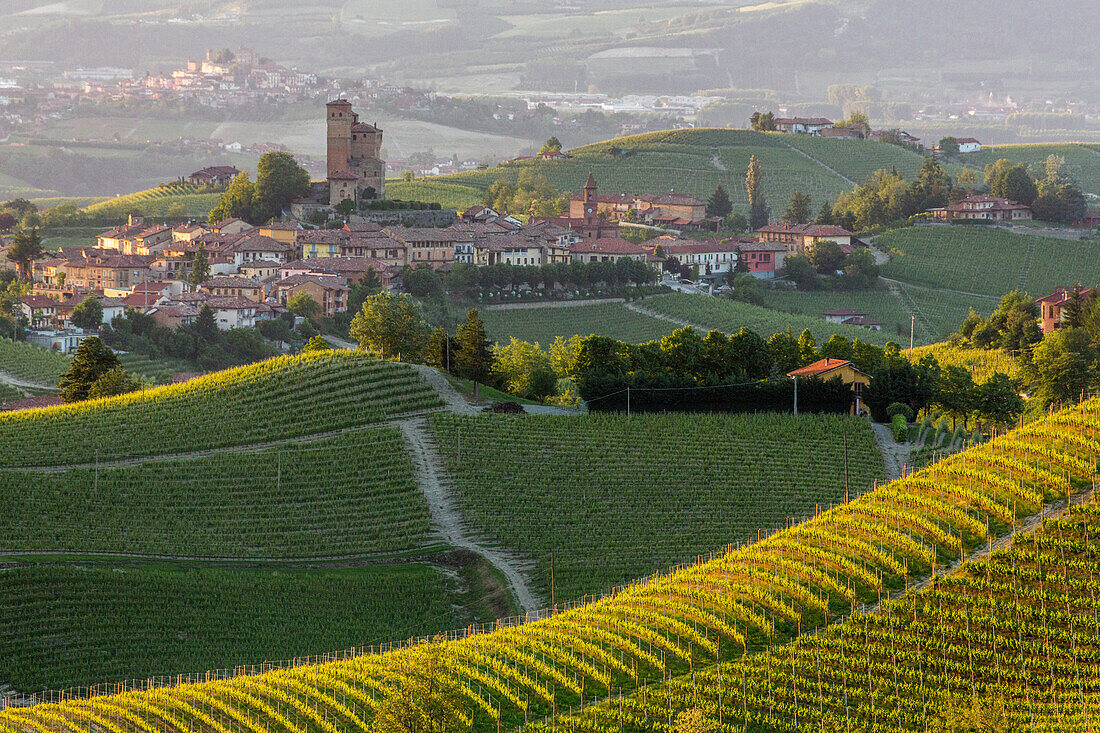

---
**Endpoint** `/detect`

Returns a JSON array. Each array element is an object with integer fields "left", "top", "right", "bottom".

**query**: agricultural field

[
  {"left": 907, "top": 342, "right": 1019, "bottom": 382},
  {"left": 81, "top": 183, "right": 221, "bottom": 220},
  {"left": 640, "top": 292, "right": 898, "bottom": 345},
  {"left": 10, "top": 396, "right": 1095, "bottom": 731},
  {"left": 880, "top": 225, "right": 1100, "bottom": 298},
  {"left": 0, "top": 563, "right": 462, "bottom": 692},
  {"left": 115, "top": 353, "right": 199, "bottom": 385},
  {"left": 0, "top": 351, "right": 442, "bottom": 467},
  {"left": 954, "top": 142, "right": 1100, "bottom": 196},
  {"left": 0, "top": 427, "right": 428, "bottom": 558},
  {"left": 0, "top": 337, "right": 70, "bottom": 385},
  {"left": 431, "top": 412, "right": 885, "bottom": 602},
  {"left": 480, "top": 302, "right": 676, "bottom": 346},
  {"left": 388, "top": 128, "right": 942, "bottom": 217},
  {"left": 758, "top": 289, "right": 914, "bottom": 341}
]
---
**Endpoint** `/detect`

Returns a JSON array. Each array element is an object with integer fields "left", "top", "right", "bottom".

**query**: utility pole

[
  {"left": 909, "top": 315, "right": 914, "bottom": 352},
  {"left": 550, "top": 551, "right": 556, "bottom": 613},
  {"left": 626, "top": 386, "right": 631, "bottom": 419},
  {"left": 843, "top": 433, "right": 849, "bottom": 503},
  {"left": 791, "top": 375, "right": 798, "bottom": 416}
]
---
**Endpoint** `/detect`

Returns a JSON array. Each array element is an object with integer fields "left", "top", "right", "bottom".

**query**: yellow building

[{"left": 787, "top": 358, "right": 872, "bottom": 416}]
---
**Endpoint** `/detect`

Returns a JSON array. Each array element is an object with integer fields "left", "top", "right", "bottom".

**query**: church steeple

[{"left": 583, "top": 172, "right": 598, "bottom": 226}]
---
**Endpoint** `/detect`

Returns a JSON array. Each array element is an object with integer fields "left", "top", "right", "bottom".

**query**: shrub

[
  {"left": 891, "top": 413, "right": 908, "bottom": 442},
  {"left": 886, "top": 402, "right": 914, "bottom": 421}
]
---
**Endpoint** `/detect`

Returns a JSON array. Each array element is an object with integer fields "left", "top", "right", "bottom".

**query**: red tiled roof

[
  {"left": 787, "top": 358, "right": 870, "bottom": 379},
  {"left": 277, "top": 274, "right": 350, "bottom": 291},
  {"left": 0, "top": 395, "right": 64, "bottom": 413},
  {"left": 570, "top": 237, "right": 647, "bottom": 255},
  {"left": 18, "top": 295, "right": 57, "bottom": 309}
]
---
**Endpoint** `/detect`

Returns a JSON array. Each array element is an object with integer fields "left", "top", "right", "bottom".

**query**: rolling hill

[{"left": 2, "top": 388, "right": 1093, "bottom": 728}]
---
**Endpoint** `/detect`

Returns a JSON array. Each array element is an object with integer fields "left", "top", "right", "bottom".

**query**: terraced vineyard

[
  {"left": 779, "top": 134, "right": 927, "bottom": 186},
  {"left": 7, "top": 397, "right": 1094, "bottom": 731},
  {"left": 431, "top": 412, "right": 885, "bottom": 602},
  {"left": 0, "top": 337, "right": 70, "bottom": 385},
  {"left": 640, "top": 293, "right": 897, "bottom": 345},
  {"left": 480, "top": 302, "right": 676, "bottom": 346},
  {"left": 0, "top": 564, "right": 460, "bottom": 692},
  {"left": 956, "top": 142, "right": 1100, "bottom": 196},
  {"left": 81, "top": 183, "right": 221, "bottom": 220},
  {"left": 0, "top": 427, "right": 428, "bottom": 558},
  {"left": 880, "top": 225, "right": 1100, "bottom": 298},
  {"left": 116, "top": 353, "right": 200, "bottom": 385},
  {"left": 0, "top": 352, "right": 442, "bottom": 466}
]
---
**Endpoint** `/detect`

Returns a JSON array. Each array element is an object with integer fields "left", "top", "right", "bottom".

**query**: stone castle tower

[{"left": 326, "top": 99, "right": 385, "bottom": 206}]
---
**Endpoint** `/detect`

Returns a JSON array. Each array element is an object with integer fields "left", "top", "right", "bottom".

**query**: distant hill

[{"left": 387, "top": 128, "right": 1100, "bottom": 215}]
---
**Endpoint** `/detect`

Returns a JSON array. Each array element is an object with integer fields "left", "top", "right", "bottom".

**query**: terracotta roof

[
  {"left": 661, "top": 240, "right": 740, "bottom": 255},
  {"left": 226, "top": 235, "right": 292, "bottom": 253},
  {"left": 570, "top": 237, "right": 647, "bottom": 255},
  {"left": 585, "top": 172, "right": 597, "bottom": 188},
  {"left": 787, "top": 358, "right": 871, "bottom": 379},
  {"left": 351, "top": 122, "right": 380, "bottom": 133},
  {"left": 384, "top": 227, "right": 459, "bottom": 244},
  {"left": 277, "top": 274, "right": 350, "bottom": 291},
  {"left": 343, "top": 222, "right": 383, "bottom": 233},
  {"left": 842, "top": 316, "right": 884, "bottom": 327},
  {"left": 736, "top": 241, "right": 787, "bottom": 252},
  {"left": 201, "top": 276, "right": 263, "bottom": 289},
  {"left": 17, "top": 295, "right": 58, "bottom": 309},
  {"left": 756, "top": 223, "right": 854, "bottom": 237},
  {"left": 282, "top": 257, "right": 390, "bottom": 274},
  {"left": 326, "top": 98, "right": 352, "bottom": 106},
  {"left": 0, "top": 395, "right": 64, "bottom": 413},
  {"left": 1036, "top": 287, "right": 1095, "bottom": 306},
  {"left": 260, "top": 222, "right": 302, "bottom": 231}
]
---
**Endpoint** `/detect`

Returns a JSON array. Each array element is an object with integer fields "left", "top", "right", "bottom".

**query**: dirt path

[
  {"left": 0, "top": 371, "right": 56, "bottom": 392},
  {"left": 870, "top": 423, "right": 915, "bottom": 482},
  {"left": 625, "top": 300, "right": 723, "bottom": 334},
  {"left": 778, "top": 140, "right": 856, "bottom": 186},
  {"left": 711, "top": 151, "right": 727, "bottom": 172},
  {"left": 408, "top": 364, "right": 478, "bottom": 415},
  {"left": 398, "top": 417, "right": 539, "bottom": 614}
]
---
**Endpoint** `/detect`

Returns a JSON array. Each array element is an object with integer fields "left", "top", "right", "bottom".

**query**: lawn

[{"left": 431, "top": 411, "right": 885, "bottom": 602}]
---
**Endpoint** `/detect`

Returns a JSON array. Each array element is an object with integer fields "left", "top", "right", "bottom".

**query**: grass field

[
  {"left": 480, "top": 302, "right": 677, "bottom": 346},
  {"left": 640, "top": 292, "right": 899, "bottom": 345},
  {"left": 0, "top": 351, "right": 442, "bottom": 467},
  {"left": 81, "top": 183, "right": 221, "bottom": 220},
  {"left": 0, "top": 562, "right": 462, "bottom": 692},
  {"left": 12, "top": 396, "right": 1095, "bottom": 730},
  {"left": 0, "top": 427, "right": 428, "bottom": 558},
  {"left": 880, "top": 225, "right": 1100, "bottom": 298},
  {"left": 431, "top": 412, "right": 884, "bottom": 602}
]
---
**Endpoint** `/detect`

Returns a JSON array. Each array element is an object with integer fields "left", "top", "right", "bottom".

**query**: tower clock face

[{"left": 587, "top": 207, "right": 593, "bottom": 214}]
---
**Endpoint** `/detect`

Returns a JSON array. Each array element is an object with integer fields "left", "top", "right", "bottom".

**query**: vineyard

[
  {"left": 955, "top": 142, "right": 1100, "bottom": 196},
  {"left": 639, "top": 293, "right": 897, "bottom": 346},
  {"left": 0, "top": 337, "right": 70, "bottom": 385},
  {"left": 386, "top": 128, "right": 943, "bottom": 216},
  {"left": 80, "top": 183, "right": 221, "bottom": 220},
  {"left": 880, "top": 225, "right": 1100, "bottom": 298},
  {"left": 0, "top": 427, "right": 428, "bottom": 559},
  {"left": 907, "top": 343, "right": 1019, "bottom": 382},
  {"left": 431, "top": 412, "right": 885, "bottom": 602},
  {"left": 0, "top": 352, "right": 442, "bottom": 467},
  {"left": 115, "top": 353, "right": 200, "bottom": 385},
  {"left": 0, "top": 563, "right": 460, "bottom": 692},
  {"left": 5, "top": 396, "right": 1096, "bottom": 730},
  {"left": 480, "top": 303, "right": 676, "bottom": 346}
]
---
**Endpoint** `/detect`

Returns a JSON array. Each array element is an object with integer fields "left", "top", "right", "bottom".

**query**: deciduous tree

[
  {"left": 70, "top": 296, "right": 104, "bottom": 330},
  {"left": 350, "top": 291, "right": 431, "bottom": 361},
  {"left": 252, "top": 152, "right": 311, "bottom": 224}
]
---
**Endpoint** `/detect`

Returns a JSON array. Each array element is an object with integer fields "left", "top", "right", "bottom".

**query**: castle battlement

[{"left": 326, "top": 99, "right": 385, "bottom": 206}]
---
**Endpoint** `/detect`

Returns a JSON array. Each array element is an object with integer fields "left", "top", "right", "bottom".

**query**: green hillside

[
  {"left": 880, "top": 225, "right": 1100, "bottom": 298},
  {"left": 387, "top": 129, "right": 932, "bottom": 214},
  {"left": 80, "top": 182, "right": 221, "bottom": 220},
  {"left": 0, "top": 351, "right": 442, "bottom": 467},
  {"left": 0, "top": 337, "right": 70, "bottom": 385},
  {"left": 480, "top": 302, "right": 676, "bottom": 346},
  {"left": 640, "top": 292, "right": 899, "bottom": 345},
  {"left": 432, "top": 412, "right": 884, "bottom": 601},
  {"left": 955, "top": 142, "right": 1100, "bottom": 195},
  {"left": 1, "top": 427, "right": 427, "bottom": 558},
  {"left": 6, "top": 395, "right": 1093, "bottom": 730},
  {"left": 0, "top": 563, "right": 461, "bottom": 692}
]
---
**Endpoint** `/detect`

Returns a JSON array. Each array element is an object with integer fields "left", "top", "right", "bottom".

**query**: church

[{"left": 325, "top": 99, "right": 386, "bottom": 207}]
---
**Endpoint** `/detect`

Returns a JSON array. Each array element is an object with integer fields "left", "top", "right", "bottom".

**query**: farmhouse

[
  {"left": 787, "top": 357, "right": 872, "bottom": 416},
  {"left": 187, "top": 166, "right": 240, "bottom": 187},
  {"left": 568, "top": 189, "right": 706, "bottom": 225},
  {"left": 932, "top": 195, "right": 1032, "bottom": 222},
  {"left": 1036, "top": 287, "right": 1096, "bottom": 335},
  {"left": 957, "top": 138, "right": 982, "bottom": 153},
  {"left": 15, "top": 295, "right": 58, "bottom": 329},
  {"left": 756, "top": 223, "right": 855, "bottom": 255},
  {"left": 774, "top": 117, "right": 833, "bottom": 135}
]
